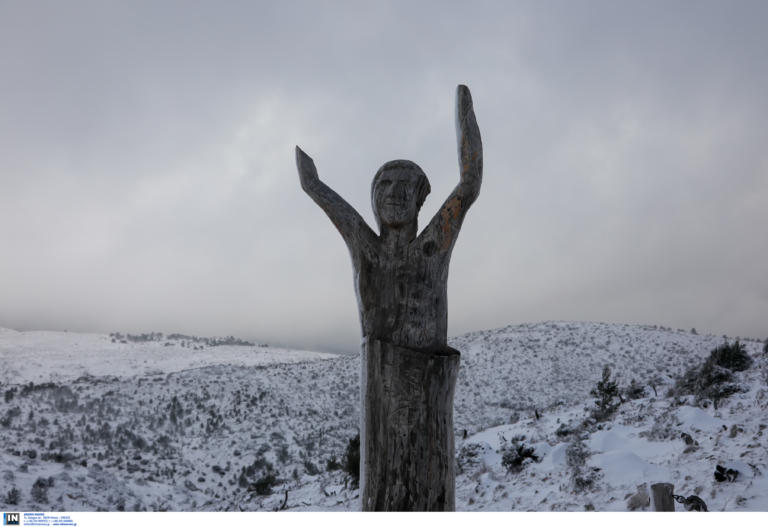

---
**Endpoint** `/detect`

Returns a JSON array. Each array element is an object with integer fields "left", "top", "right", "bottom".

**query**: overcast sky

[{"left": 1, "top": 0, "right": 766, "bottom": 353}]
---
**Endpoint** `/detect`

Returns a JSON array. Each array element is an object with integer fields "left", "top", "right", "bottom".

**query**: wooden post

[
  {"left": 361, "top": 339, "right": 460, "bottom": 510},
  {"left": 296, "top": 86, "right": 482, "bottom": 511},
  {"left": 650, "top": 482, "right": 675, "bottom": 511}
]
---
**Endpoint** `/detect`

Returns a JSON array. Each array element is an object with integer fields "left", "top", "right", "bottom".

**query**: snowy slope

[
  {"left": 454, "top": 377, "right": 768, "bottom": 511},
  {"left": 0, "top": 328, "right": 336, "bottom": 384},
  {"left": 453, "top": 321, "right": 730, "bottom": 433},
  {"left": 0, "top": 322, "right": 765, "bottom": 512}
]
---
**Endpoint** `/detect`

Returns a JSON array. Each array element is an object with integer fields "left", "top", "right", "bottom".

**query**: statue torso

[{"left": 352, "top": 234, "right": 450, "bottom": 350}]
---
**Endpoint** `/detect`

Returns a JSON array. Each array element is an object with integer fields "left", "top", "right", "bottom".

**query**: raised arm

[
  {"left": 296, "top": 146, "right": 375, "bottom": 250},
  {"left": 419, "top": 85, "right": 483, "bottom": 250},
  {"left": 455, "top": 84, "right": 483, "bottom": 203}
]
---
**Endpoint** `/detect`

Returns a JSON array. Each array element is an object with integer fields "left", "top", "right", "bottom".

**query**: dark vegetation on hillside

[
  {"left": 671, "top": 340, "right": 753, "bottom": 407},
  {"left": 1, "top": 324, "right": 763, "bottom": 511},
  {"left": 109, "top": 332, "right": 255, "bottom": 347},
  {"left": 500, "top": 435, "right": 539, "bottom": 473},
  {"left": 342, "top": 433, "right": 360, "bottom": 488},
  {"left": 0, "top": 358, "right": 358, "bottom": 511},
  {"left": 589, "top": 365, "right": 622, "bottom": 422}
]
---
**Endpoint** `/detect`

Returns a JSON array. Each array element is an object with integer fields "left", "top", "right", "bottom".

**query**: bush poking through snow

[
  {"left": 500, "top": 435, "right": 540, "bottom": 473},
  {"left": 623, "top": 378, "right": 646, "bottom": 400},
  {"left": 714, "top": 464, "right": 739, "bottom": 483},
  {"left": 571, "top": 467, "right": 598, "bottom": 493},
  {"left": 239, "top": 455, "right": 278, "bottom": 495},
  {"left": 303, "top": 460, "right": 320, "bottom": 476},
  {"left": 555, "top": 423, "right": 573, "bottom": 438},
  {"left": 5, "top": 487, "right": 20, "bottom": 505},
  {"left": 342, "top": 433, "right": 360, "bottom": 488},
  {"left": 648, "top": 375, "right": 664, "bottom": 397},
  {"left": 277, "top": 443, "right": 291, "bottom": 464},
  {"left": 672, "top": 341, "right": 751, "bottom": 406},
  {"left": 640, "top": 407, "right": 678, "bottom": 442},
  {"left": 566, "top": 439, "right": 590, "bottom": 469},
  {"left": 589, "top": 366, "right": 621, "bottom": 422},
  {"left": 250, "top": 472, "right": 278, "bottom": 495},
  {"left": 698, "top": 364, "right": 742, "bottom": 404},
  {"left": 1, "top": 407, "right": 21, "bottom": 428},
  {"left": 457, "top": 442, "right": 491, "bottom": 473},
  {"left": 566, "top": 439, "right": 597, "bottom": 493},
  {"left": 31, "top": 477, "right": 53, "bottom": 504},
  {"left": 710, "top": 341, "right": 752, "bottom": 372},
  {"left": 326, "top": 456, "right": 342, "bottom": 471}
]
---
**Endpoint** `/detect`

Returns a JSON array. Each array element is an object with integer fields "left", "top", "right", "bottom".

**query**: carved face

[
  {"left": 372, "top": 161, "right": 430, "bottom": 230},
  {"left": 374, "top": 171, "right": 420, "bottom": 227}
]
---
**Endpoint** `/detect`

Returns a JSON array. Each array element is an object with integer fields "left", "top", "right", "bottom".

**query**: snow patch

[{"left": 677, "top": 406, "right": 726, "bottom": 432}]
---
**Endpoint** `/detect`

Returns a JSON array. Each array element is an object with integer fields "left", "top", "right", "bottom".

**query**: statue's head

[{"left": 371, "top": 160, "right": 431, "bottom": 231}]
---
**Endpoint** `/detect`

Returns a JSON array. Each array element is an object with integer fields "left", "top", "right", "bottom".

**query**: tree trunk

[{"left": 361, "top": 338, "right": 460, "bottom": 511}]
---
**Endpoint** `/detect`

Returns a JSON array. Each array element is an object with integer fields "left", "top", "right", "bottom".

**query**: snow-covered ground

[
  {"left": 0, "top": 321, "right": 765, "bottom": 511},
  {"left": 0, "top": 328, "right": 335, "bottom": 383}
]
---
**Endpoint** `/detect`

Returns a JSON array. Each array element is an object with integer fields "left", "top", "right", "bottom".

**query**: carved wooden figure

[{"left": 296, "top": 85, "right": 482, "bottom": 511}]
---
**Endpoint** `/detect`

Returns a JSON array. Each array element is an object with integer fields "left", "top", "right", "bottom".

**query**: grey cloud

[{"left": 1, "top": 1, "right": 766, "bottom": 352}]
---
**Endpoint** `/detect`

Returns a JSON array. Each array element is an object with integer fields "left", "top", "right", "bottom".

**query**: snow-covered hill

[
  {"left": 0, "top": 322, "right": 765, "bottom": 511},
  {"left": 0, "top": 328, "right": 336, "bottom": 384},
  {"left": 453, "top": 321, "right": 733, "bottom": 433}
]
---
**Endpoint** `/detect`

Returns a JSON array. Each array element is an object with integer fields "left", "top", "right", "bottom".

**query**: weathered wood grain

[
  {"left": 361, "top": 339, "right": 459, "bottom": 510},
  {"left": 296, "top": 85, "right": 482, "bottom": 511},
  {"left": 651, "top": 482, "right": 676, "bottom": 511}
]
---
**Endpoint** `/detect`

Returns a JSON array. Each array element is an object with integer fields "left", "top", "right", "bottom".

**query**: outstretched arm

[
  {"left": 419, "top": 85, "right": 483, "bottom": 250},
  {"left": 455, "top": 84, "right": 483, "bottom": 204},
  {"left": 296, "top": 146, "right": 375, "bottom": 250}
]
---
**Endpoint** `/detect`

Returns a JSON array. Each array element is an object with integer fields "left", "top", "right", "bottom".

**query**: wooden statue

[{"left": 296, "top": 85, "right": 482, "bottom": 511}]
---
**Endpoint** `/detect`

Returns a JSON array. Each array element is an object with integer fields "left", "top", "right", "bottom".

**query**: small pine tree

[
  {"left": 566, "top": 439, "right": 595, "bottom": 493},
  {"left": 5, "top": 487, "right": 20, "bottom": 505},
  {"left": 590, "top": 365, "right": 621, "bottom": 421},
  {"left": 671, "top": 340, "right": 751, "bottom": 406},
  {"left": 709, "top": 340, "right": 752, "bottom": 372}
]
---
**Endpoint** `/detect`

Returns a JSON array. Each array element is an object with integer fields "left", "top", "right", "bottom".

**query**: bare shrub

[
  {"left": 500, "top": 435, "right": 539, "bottom": 473},
  {"left": 31, "top": 477, "right": 53, "bottom": 504},
  {"left": 5, "top": 487, "right": 20, "bottom": 505},
  {"left": 566, "top": 439, "right": 597, "bottom": 493}
]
